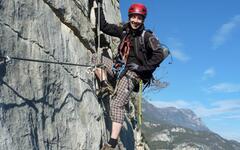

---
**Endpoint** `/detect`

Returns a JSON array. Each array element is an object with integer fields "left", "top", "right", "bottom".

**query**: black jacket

[{"left": 99, "top": 8, "right": 164, "bottom": 80}]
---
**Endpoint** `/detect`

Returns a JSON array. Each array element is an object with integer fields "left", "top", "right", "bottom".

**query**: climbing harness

[{"left": 112, "top": 60, "right": 127, "bottom": 80}]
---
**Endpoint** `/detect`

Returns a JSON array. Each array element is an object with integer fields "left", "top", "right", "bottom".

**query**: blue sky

[{"left": 120, "top": 0, "right": 240, "bottom": 142}]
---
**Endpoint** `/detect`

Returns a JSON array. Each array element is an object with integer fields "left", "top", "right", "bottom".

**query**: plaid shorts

[{"left": 102, "top": 56, "right": 140, "bottom": 124}]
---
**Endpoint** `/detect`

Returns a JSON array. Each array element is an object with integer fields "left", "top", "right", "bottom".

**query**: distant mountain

[
  {"left": 142, "top": 100, "right": 209, "bottom": 131},
  {"left": 141, "top": 100, "right": 240, "bottom": 150}
]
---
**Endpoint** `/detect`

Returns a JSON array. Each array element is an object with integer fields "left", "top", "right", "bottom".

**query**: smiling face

[{"left": 129, "top": 14, "right": 144, "bottom": 30}]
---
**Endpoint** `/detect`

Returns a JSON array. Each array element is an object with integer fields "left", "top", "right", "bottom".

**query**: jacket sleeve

[
  {"left": 96, "top": 7, "right": 123, "bottom": 38},
  {"left": 139, "top": 34, "right": 165, "bottom": 71}
]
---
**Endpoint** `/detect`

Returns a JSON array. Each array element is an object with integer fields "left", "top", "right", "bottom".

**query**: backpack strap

[
  {"left": 139, "top": 29, "right": 153, "bottom": 53},
  {"left": 139, "top": 30, "right": 146, "bottom": 51}
]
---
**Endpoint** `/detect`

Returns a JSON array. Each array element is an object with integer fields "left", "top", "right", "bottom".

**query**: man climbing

[{"left": 95, "top": 1, "right": 167, "bottom": 149}]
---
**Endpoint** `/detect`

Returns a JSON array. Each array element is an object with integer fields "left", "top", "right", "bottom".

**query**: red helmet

[{"left": 128, "top": 3, "right": 147, "bottom": 18}]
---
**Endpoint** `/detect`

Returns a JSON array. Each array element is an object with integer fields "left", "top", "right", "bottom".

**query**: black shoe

[{"left": 101, "top": 143, "right": 114, "bottom": 150}]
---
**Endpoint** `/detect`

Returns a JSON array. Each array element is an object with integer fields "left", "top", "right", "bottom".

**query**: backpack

[
  {"left": 139, "top": 30, "right": 170, "bottom": 61},
  {"left": 138, "top": 30, "right": 171, "bottom": 90}
]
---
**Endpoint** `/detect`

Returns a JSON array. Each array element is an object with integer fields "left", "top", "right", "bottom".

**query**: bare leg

[
  {"left": 95, "top": 68, "right": 107, "bottom": 81},
  {"left": 111, "top": 122, "right": 122, "bottom": 139}
]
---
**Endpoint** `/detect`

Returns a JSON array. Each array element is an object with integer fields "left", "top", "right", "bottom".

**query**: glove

[{"left": 127, "top": 63, "right": 139, "bottom": 71}]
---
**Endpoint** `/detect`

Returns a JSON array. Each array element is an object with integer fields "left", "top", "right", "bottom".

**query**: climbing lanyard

[
  {"left": 138, "top": 80, "right": 143, "bottom": 127},
  {"left": 119, "top": 35, "right": 131, "bottom": 62},
  {"left": 111, "top": 35, "right": 131, "bottom": 80},
  {"left": 96, "top": 0, "right": 109, "bottom": 143},
  {"left": 97, "top": 1, "right": 101, "bottom": 62},
  {"left": 94, "top": 0, "right": 102, "bottom": 92}
]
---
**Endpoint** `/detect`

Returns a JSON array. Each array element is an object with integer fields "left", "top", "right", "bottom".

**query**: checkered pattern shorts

[{"left": 102, "top": 56, "right": 140, "bottom": 124}]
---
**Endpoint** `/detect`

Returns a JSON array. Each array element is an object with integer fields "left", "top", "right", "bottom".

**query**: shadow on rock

[{"left": 0, "top": 59, "right": 6, "bottom": 85}]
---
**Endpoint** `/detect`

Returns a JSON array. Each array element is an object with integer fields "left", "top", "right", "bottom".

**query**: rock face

[{"left": 0, "top": 0, "right": 131, "bottom": 150}]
